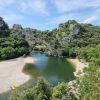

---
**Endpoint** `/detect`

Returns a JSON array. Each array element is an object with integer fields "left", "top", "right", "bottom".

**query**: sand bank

[
  {"left": 0, "top": 57, "right": 37, "bottom": 94},
  {"left": 68, "top": 59, "right": 88, "bottom": 77}
]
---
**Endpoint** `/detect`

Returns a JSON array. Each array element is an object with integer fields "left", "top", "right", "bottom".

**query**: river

[{"left": 0, "top": 52, "right": 75, "bottom": 100}]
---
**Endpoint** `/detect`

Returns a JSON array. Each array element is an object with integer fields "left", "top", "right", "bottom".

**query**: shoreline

[
  {"left": 0, "top": 57, "right": 87, "bottom": 94},
  {"left": 68, "top": 58, "right": 88, "bottom": 77},
  {"left": 0, "top": 57, "right": 37, "bottom": 94}
]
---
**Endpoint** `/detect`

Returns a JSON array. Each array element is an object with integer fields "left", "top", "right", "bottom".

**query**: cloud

[
  {"left": 52, "top": 0, "right": 78, "bottom": 13},
  {"left": 47, "top": 13, "right": 80, "bottom": 26},
  {"left": 52, "top": 0, "right": 100, "bottom": 13},
  {"left": 83, "top": 16, "right": 98, "bottom": 23},
  {"left": 0, "top": 0, "right": 14, "bottom": 7},
  {"left": 18, "top": 0, "right": 49, "bottom": 15},
  {"left": 49, "top": 0, "right": 100, "bottom": 26},
  {"left": 0, "top": 0, "right": 100, "bottom": 29},
  {"left": 83, "top": 7, "right": 100, "bottom": 23},
  {"left": 0, "top": 0, "right": 49, "bottom": 27},
  {"left": 0, "top": 0, "right": 49, "bottom": 15}
]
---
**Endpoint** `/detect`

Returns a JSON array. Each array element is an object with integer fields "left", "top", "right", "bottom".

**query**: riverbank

[
  {"left": 68, "top": 59, "right": 88, "bottom": 77},
  {"left": 0, "top": 57, "right": 37, "bottom": 94}
]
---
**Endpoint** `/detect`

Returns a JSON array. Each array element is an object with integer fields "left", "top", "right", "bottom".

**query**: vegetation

[
  {"left": 9, "top": 78, "right": 78, "bottom": 100},
  {"left": 9, "top": 20, "right": 100, "bottom": 57},
  {"left": 54, "top": 21, "right": 100, "bottom": 57},
  {"left": 9, "top": 78, "right": 53, "bottom": 100},
  {"left": 78, "top": 44, "right": 100, "bottom": 62},
  {"left": 0, "top": 17, "right": 30, "bottom": 60},
  {"left": 77, "top": 44, "right": 100, "bottom": 100},
  {"left": 0, "top": 17, "right": 100, "bottom": 99},
  {"left": 33, "top": 44, "right": 48, "bottom": 53},
  {"left": 9, "top": 44, "right": 100, "bottom": 100},
  {"left": 0, "top": 36, "right": 29, "bottom": 60}
]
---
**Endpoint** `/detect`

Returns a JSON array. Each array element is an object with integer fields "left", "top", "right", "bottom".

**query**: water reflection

[
  {"left": 0, "top": 52, "right": 76, "bottom": 99},
  {"left": 23, "top": 52, "right": 75, "bottom": 84}
]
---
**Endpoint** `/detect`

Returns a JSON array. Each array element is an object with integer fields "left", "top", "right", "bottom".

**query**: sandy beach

[
  {"left": 0, "top": 57, "right": 37, "bottom": 94},
  {"left": 0, "top": 57, "right": 87, "bottom": 94},
  {"left": 68, "top": 59, "right": 88, "bottom": 77}
]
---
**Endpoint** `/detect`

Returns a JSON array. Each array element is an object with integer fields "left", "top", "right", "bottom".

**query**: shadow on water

[{"left": 23, "top": 52, "right": 76, "bottom": 85}]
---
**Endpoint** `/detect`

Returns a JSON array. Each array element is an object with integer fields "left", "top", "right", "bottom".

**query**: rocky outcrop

[
  {"left": 65, "top": 24, "right": 81, "bottom": 45},
  {"left": 11, "top": 25, "right": 55, "bottom": 55},
  {"left": 10, "top": 20, "right": 82, "bottom": 56},
  {"left": 1, "top": 17, "right": 100, "bottom": 57},
  {"left": 52, "top": 20, "right": 83, "bottom": 56},
  {"left": 0, "top": 17, "right": 9, "bottom": 37},
  {"left": 57, "top": 20, "right": 82, "bottom": 46}
]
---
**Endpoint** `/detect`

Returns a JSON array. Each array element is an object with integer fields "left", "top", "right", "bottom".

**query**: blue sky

[{"left": 0, "top": 0, "right": 100, "bottom": 30}]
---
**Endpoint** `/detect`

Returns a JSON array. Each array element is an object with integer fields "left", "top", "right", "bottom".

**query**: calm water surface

[
  {"left": 23, "top": 52, "right": 75, "bottom": 84},
  {"left": 0, "top": 52, "right": 75, "bottom": 100}
]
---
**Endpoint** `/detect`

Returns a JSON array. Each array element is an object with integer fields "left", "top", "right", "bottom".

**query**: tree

[
  {"left": 9, "top": 77, "right": 53, "bottom": 100},
  {"left": 0, "top": 47, "right": 15, "bottom": 59},
  {"left": 32, "top": 77, "right": 53, "bottom": 100},
  {"left": 52, "top": 82, "right": 76, "bottom": 100}
]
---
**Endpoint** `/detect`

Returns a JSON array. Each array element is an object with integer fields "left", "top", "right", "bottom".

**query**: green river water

[{"left": 0, "top": 52, "right": 75, "bottom": 100}]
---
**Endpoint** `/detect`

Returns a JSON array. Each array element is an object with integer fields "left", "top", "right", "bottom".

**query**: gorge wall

[
  {"left": 0, "top": 17, "right": 100, "bottom": 57},
  {"left": 10, "top": 20, "right": 82, "bottom": 56}
]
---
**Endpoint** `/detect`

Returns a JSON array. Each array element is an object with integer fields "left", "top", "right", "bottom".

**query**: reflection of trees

[
  {"left": 23, "top": 56, "right": 76, "bottom": 82},
  {"left": 23, "top": 64, "right": 41, "bottom": 79},
  {"left": 43, "top": 57, "right": 75, "bottom": 81}
]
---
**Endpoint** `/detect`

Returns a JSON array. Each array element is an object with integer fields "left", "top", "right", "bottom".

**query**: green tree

[{"left": 9, "top": 77, "right": 53, "bottom": 100}]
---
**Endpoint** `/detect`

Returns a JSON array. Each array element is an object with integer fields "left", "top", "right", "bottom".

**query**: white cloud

[
  {"left": 52, "top": 0, "right": 100, "bottom": 13},
  {"left": 47, "top": 13, "right": 80, "bottom": 26},
  {"left": 83, "top": 16, "right": 98, "bottom": 23},
  {"left": 0, "top": 0, "right": 49, "bottom": 27},
  {"left": 0, "top": 0, "right": 14, "bottom": 7},
  {"left": 50, "top": 0, "right": 100, "bottom": 26},
  {"left": 0, "top": 0, "right": 100, "bottom": 28},
  {"left": 18, "top": 0, "right": 49, "bottom": 15},
  {"left": 83, "top": 7, "right": 100, "bottom": 23},
  {"left": 0, "top": 0, "right": 49, "bottom": 15},
  {"left": 52, "top": 0, "right": 78, "bottom": 13}
]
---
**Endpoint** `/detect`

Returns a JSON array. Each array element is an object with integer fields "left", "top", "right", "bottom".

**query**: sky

[{"left": 0, "top": 0, "right": 100, "bottom": 30}]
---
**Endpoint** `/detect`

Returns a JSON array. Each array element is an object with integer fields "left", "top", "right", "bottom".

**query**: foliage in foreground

[
  {"left": 9, "top": 78, "right": 78, "bottom": 100},
  {"left": 77, "top": 44, "right": 100, "bottom": 100},
  {"left": 78, "top": 63, "right": 100, "bottom": 100},
  {"left": 9, "top": 44, "right": 100, "bottom": 100},
  {"left": 1, "top": 17, "right": 100, "bottom": 99}
]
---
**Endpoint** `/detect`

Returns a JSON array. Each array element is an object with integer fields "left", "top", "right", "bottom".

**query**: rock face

[
  {"left": 1, "top": 17, "right": 100, "bottom": 57},
  {"left": 11, "top": 25, "right": 60, "bottom": 56},
  {"left": 10, "top": 20, "right": 82, "bottom": 56},
  {"left": 50, "top": 20, "right": 82, "bottom": 56},
  {"left": 11, "top": 24, "right": 24, "bottom": 37},
  {"left": 60, "top": 20, "right": 82, "bottom": 46},
  {"left": 11, "top": 25, "right": 55, "bottom": 55},
  {"left": 0, "top": 17, "right": 9, "bottom": 37}
]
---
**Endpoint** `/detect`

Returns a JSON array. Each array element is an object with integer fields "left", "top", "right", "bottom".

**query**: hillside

[
  {"left": 0, "top": 17, "right": 100, "bottom": 100},
  {"left": 10, "top": 19, "right": 100, "bottom": 57},
  {"left": 0, "top": 17, "right": 29, "bottom": 60},
  {"left": 1, "top": 17, "right": 100, "bottom": 58}
]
